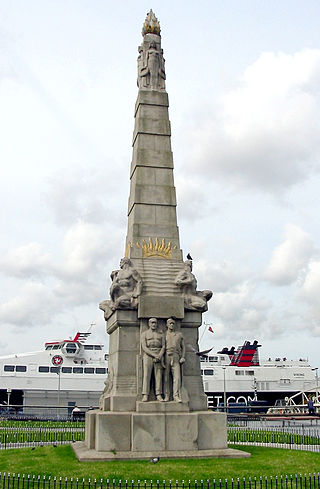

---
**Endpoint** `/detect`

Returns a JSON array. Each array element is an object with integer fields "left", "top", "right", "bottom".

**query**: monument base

[
  {"left": 75, "top": 409, "right": 250, "bottom": 461},
  {"left": 73, "top": 442, "right": 250, "bottom": 461}
]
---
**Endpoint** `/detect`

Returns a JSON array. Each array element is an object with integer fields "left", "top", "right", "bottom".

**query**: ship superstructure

[
  {"left": 200, "top": 341, "right": 317, "bottom": 408},
  {"left": 0, "top": 332, "right": 107, "bottom": 414}
]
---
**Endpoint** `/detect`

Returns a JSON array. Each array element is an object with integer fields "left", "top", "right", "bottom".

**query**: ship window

[
  {"left": 235, "top": 370, "right": 244, "bottom": 376},
  {"left": 65, "top": 343, "right": 77, "bottom": 354},
  {"left": 39, "top": 366, "right": 49, "bottom": 373},
  {"left": 94, "top": 345, "right": 102, "bottom": 350},
  {"left": 105, "top": 354, "right": 109, "bottom": 361},
  {"left": 200, "top": 356, "right": 207, "bottom": 362},
  {"left": 73, "top": 367, "right": 83, "bottom": 374},
  {"left": 45, "top": 346, "right": 52, "bottom": 350},
  {"left": 52, "top": 345, "right": 60, "bottom": 350},
  {"left": 208, "top": 356, "right": 218, "bottom": 362},
  {"left": 4, "top": 365, "right": 14, "bottom": 372},
  {"left": 280, "top": 378, "right": 291, "bottom": 384},
  {"left": 201, "top": 370, "right": 203, "bottom": 375},
  {"left": 50, "top": 367, "right": 60, "bottom": 373},
  {"left": 16, "top": 365, "right": 27, "bottom": 372},
  {"left": 62, "top": 367, "right": 72, "bottom": 373},
  {"left": 220, "top": 356, "right": 225, "bottom": 360},
  {"left": 96, "top": 368, "right": 106, "bottom": 374},
  {"left": 203, "top": 369, "right": 214, "bottom": 376},
  {"left": 84, "top": 345, "right": 94, "bottom": 350},
  {"left": 245, "top": 371, "right": 254, "bottom": 376},
  {"left": 84, "top": 367, "right": 94, "bottom": 374}
]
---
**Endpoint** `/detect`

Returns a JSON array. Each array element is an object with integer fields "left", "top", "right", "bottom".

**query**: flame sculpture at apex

[{"left": 74, "top": 10, "right": 249, "bottom": 461}]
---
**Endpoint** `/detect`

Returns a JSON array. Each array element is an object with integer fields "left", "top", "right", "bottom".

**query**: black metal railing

[
  {"left": 227, "top": 426, "right": 320, "bottom": 452},
  {"left": 1, "top": 424, "right": 320, "bottom": 451},
  {"left": 0, "top": 425, "right": 85, "bottom": 449},
  {"left": 0, "top": 474, "right": 319, "bottom": 489}
]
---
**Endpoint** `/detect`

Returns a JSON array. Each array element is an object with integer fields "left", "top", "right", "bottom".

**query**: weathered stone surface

[
  {"left": 138, "top": 295, "right": 184, "bottom": 319},
  {"left": 198, "top": 412, "right": 228, "bottom": 449},
  {"left": 166, "top": 413, "right": 198, "bottom": 450},
  {"left": 82, "top": 410, "right": 244, "bottom": 459},
  {"left": 132, "top": 413, "right": 166, "bottom": 451},
  {"left": 136, "top": 400, "right": 189, "bottom": 413},
  {"left": 74, "top": 442, "right": 250, "bottom": 461},
  {"left": 130, "top": 148, "right": 174, "bottom": 175},
  {"left": 135, "top": 90, "right": 169, "bottom": 112},
  {"left": 95, "top": 412, "right": 131, "bottom": 451},
  {"left": 85, "top": 410, "right": 96, "bottom": 449},
  {"left": 128, "top": 184, "right": 176, "bottom": 213}
]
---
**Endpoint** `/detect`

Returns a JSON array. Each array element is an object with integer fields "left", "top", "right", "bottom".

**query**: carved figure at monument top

[
  {"left": 175, "top": 260, "right": 213, "bottom": 312},
  {"left": 137, "top": 10, "right": 166, "bottom": 91},
  {"left": 141, "top": 317, "right": 165, "bottom": 402},
  {"left": 164, "top": 318, "right": 185, "bottom": 403}
]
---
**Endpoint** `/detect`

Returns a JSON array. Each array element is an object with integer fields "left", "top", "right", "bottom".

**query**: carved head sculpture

[
  {"left": 167, "top": 317, "right": 175, "bottom": 331},
  {"left": 120, "top": 257, "right": 132, "bottom": 269},
  {"left": 184, "top": 259, "right": 193, "bottom": 271},
  {"left": 148, "top": 317, "right": 158, "bottom": 330}
]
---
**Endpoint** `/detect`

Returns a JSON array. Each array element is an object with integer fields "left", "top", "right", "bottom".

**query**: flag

[{"left": 208, "top": 326, "right": 214, "bottom": 333}]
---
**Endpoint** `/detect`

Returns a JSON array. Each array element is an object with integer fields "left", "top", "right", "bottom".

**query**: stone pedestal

[{"left": 74, "top": 409, "right": 248, "bottom": 461}]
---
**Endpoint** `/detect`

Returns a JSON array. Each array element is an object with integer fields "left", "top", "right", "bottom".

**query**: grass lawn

[{"left": 0, "top": 445, "right": 319, "bottom": 481}]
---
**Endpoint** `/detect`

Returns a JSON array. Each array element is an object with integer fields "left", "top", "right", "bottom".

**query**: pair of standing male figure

[{"left": 140, "top": 317, "right": 185, "bottom": 402}]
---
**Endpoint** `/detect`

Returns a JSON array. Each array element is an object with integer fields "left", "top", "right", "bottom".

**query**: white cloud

[
  {"left": 0, "top": 242, "right": 52, "bottom": 278},
  {"left": 0, "top": 221, "right": 119, "bottom": 327},
  {"left": 299, "top": 260, "right": 320, "bottom": 303},
  {"left": 264, "top": 224, "right": 314, "bottom": 285},
  {"left": 195, "top": 258, "right": 249, "bottom": 293},
  {"left": 0, "top": 282, "right": 56, "bottom": 326},
  {"left": 45, "top": 163, "right": 127, "bottom": 227},
  {"left": 187, "top": 49, "right": 320, "bottom": 193},
  {"left": 59, "top": 221, "right": 106, "bottom": 278},
  {"left": 213, "top": 281, "right": 270, "bottom": 332}
]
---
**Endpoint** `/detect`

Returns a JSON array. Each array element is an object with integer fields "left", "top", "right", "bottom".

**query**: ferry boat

[
  {"left": 0, "top": 332, "right": 108, "bottom": 416},
  {"left": 0, "top": 333, "right": 317, "bottom": 415},
  {"left": 200, "top": 340, "right": 317, "bottom": 409}
]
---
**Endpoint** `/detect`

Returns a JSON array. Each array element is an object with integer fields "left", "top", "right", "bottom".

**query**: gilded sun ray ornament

[{"left": 136, "top": 237, "right": 177, "bottom": 259}]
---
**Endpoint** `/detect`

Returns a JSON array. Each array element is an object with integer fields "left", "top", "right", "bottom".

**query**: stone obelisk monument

[{"left": 74, "top": 10, "right": 248, "bottom": 461}]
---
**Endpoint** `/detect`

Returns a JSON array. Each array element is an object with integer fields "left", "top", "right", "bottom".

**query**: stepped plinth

[{"left": 73, "top": 10, "right": 249, "bottom": 461}]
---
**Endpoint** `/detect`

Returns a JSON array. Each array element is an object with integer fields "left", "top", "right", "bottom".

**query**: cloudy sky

[{"left": 0, "top": 0, "right": 319, "bottom": 370}]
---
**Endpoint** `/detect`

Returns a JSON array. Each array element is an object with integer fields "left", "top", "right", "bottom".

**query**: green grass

[
  {"left": 0, "top": 445, "right": 319, "bottom": 482},
  {"left": 228, "top": 429, "right": 320, "bottom": 446},
  {"left": 0, "top": 420, "right": 84, "bottom": 429},
  {"left": 0, "top": 429, "right": 84, "bottom": 444}
]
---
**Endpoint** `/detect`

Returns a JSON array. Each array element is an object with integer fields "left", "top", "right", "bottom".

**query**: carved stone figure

[
  {"left": 99, "top": 258, "right": 142, "bottom": 318},
  {"left": 141, "top": 317, "right": 165, "bottom": 402},
  {"left": 137, "top": 46, "right": 147, "bottom": 89},
  {"left": 159, "top": 48, "right": 166, "bottom": 90},
  {"left": 137, "top": 38, "right": 166, "bottom": 90},
  {"left": 110, "top": 257, "right": 142, "bottom": 310},
  {"left": 164, "top": 318, "right": 185, "bottom": 402},
  {"left": 175, "top": 260, "right": 212, "bottom": 312}
]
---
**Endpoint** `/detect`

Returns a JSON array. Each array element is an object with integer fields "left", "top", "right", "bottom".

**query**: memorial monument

[{"left": 74, "top": 10, "right": 249, "bottom": 460}]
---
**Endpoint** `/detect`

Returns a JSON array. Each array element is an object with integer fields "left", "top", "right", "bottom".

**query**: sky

[{"left": 0, "top": 0, "right": 319, "bottom": 371}]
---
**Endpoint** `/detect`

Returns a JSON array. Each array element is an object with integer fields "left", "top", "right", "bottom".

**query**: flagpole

[{"left": 199, "top": 322, "right": 212, "bottom": 344}]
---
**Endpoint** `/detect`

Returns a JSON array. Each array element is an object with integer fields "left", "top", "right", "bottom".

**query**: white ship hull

[{"left": 0, "top": 335, "right": 318, "bottom": 414}]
